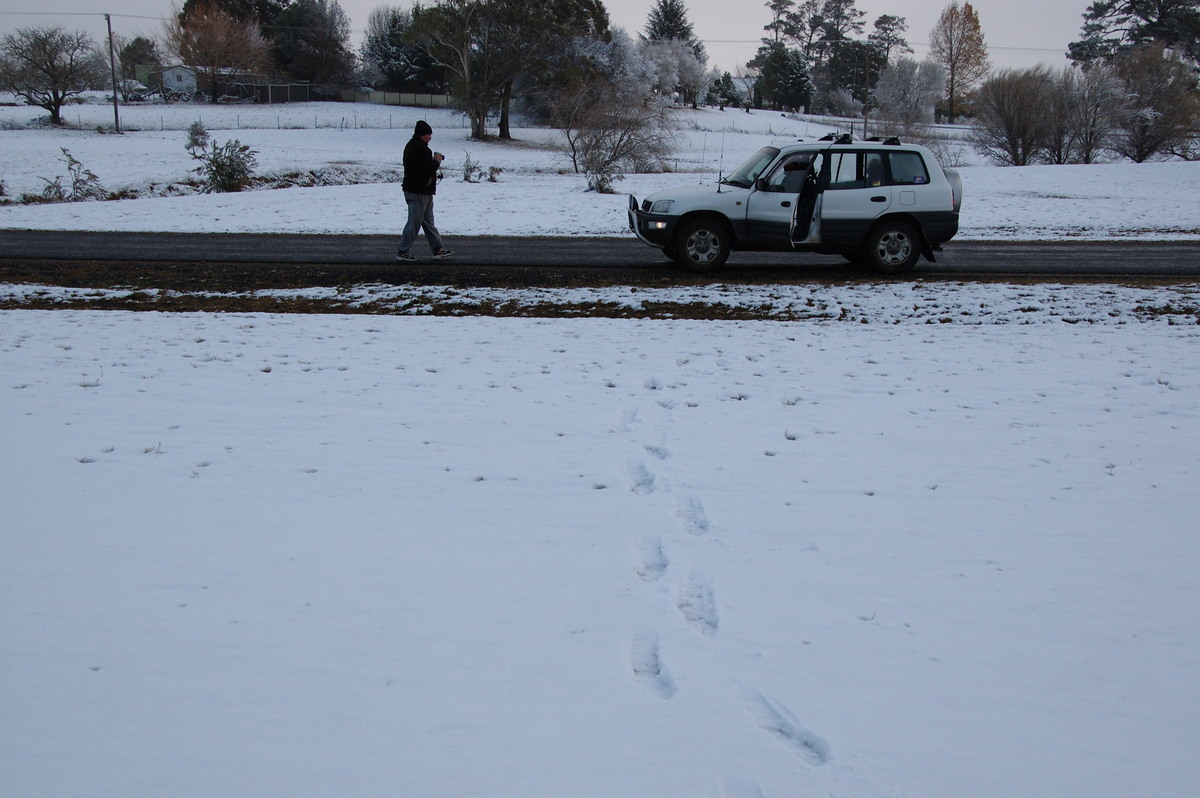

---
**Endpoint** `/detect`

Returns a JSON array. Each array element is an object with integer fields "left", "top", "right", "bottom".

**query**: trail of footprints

[{"left": 623, "top": 397, "right": 831, "bottom": 773}]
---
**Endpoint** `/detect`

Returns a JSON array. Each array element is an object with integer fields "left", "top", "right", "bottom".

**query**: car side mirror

[{"left": 755, "top": 178, "right": 768, "bottom": 191}]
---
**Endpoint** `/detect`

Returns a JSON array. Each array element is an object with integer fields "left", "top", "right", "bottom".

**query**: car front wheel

[
  {"left": 864, "top": 220, "right": 920, "bottom": 274},
  {"left": 673, "top": 218, "right": 731, "bottom": 272}
]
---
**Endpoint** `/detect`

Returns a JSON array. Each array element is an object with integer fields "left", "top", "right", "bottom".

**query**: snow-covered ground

[
  {"left": 2, "top": 100, "right": 1200, "bottom": 798},
  {"left": 2, "top": 101, "right": 1199, "bottom": 240},
  {"left": 3, "top": 306, "right": 1198, "bottom": 798}
]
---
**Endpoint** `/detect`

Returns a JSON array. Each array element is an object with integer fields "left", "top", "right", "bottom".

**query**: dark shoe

[
  {"left": 433, "top": 249, "right": 453, "bottom": 260},
  {"left": 396, "top": 251, "right": 416, "bottom": 262}
]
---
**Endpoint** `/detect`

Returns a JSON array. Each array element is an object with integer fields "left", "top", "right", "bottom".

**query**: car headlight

[{"left": 649, "top": 199, "right": 674, "bottom": 214}]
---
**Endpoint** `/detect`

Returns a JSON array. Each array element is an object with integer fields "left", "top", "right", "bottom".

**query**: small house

[{"left": 159, "top": 65, "right": 197, "bottom": 93}]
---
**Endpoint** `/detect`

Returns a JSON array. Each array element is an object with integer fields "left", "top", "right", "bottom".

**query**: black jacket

[{"left": 402, "top": 136, "right": 439, "bottom": 195}]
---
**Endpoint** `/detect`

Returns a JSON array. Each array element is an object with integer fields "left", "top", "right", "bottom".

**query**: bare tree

[
  {"left": 972, "top": 65, "right": 1053, "bottom": 166},
  {"left": 163, "top": 1, "right": 271, "bottom": 102},
  {"left": 407, "top": 0, "right": 502, "bottom": 140},
  {"left": 929, "top": 1, "right": 990, "bottom": 123},
  {"left": 1071, "top": 62, "right": 1124, "bottom": 163},
  {"left": 733, "top": 63, "right": 760, "bottom": 109},
  {"left": 0, "top": 27, "right": 107, "bottom": 125},
  {"left": 1041, "top": 66, "right": 1081, "bottom": 165}
]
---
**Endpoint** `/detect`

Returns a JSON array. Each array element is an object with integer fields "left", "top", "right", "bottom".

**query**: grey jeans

[{"left": 398, "top": 191, "right": 442, "bottom": 254}]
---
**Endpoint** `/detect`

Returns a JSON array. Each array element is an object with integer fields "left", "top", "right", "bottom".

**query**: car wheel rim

[
  {"left": 687, "top": 230, "right": 719, "bottom": 264},
  {"left": 877, "top": 231, "right": 912, "bottom": 265}
]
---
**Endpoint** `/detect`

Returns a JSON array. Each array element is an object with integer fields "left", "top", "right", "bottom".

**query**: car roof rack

[{"left": 818, "top": 133, "right": 855, "bottom": 144}]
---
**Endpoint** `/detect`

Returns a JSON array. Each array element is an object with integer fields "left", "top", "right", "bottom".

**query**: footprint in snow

[
  {"left": 676, "top": 494, "right": 710, "bottom": 536},
  {"left": 642, "top": 443, "right": 671, "bottom": 460},
  {"left": 630, "top": 632, "right": 676, "bottom": 699},
  {"left": 627, "top": 460, "right": 656, "bottom": 495},
  {"left": 678, "top": 573, "right": 718, "bottom": 635},
  {"left": 636, "top": 536, "right": 668, "bottom": 582},
  {"left": 741, "top": 691, "right": 831, "bottom": 765}
]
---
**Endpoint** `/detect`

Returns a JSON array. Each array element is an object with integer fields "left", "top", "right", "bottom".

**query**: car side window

[
  {"left": 865, "top": 153, "right": 885, "bottom": 187},
  {"left": 826, "top": 152, "right": 862, "bottom": 190},
  {"left": 887, "top": 151, "right": 930, "bottom": 185},
  {"left": 762, "top": 154, "right": 813, "bottom": 193}
]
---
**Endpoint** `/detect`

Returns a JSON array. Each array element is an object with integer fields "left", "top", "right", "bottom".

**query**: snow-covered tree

[
  {"left": 874, "top": 57, "right": 945, "bottom": 135},
  {"left": 751, "top": 41, "right": 813, "bottom": 111},
  {"left": 1112, "top": 43, "right": 1200, "bottom": 162},
  {"left": 644, "top": 0, "right": 706, "bottom": 62},
  {"left": 549, "top": 29, "right": 675, "bottom": 191},
  {"left": 642, "top": 37, "right": 708, "bottom": 107},
  {"left": 361, "top": 6, "right": 444, "bottom": 92}
]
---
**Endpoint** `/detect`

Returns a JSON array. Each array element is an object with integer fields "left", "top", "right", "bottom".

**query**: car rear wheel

[
  {"left": 864, "top": 220, "right": 920, "bottom": 274},
  {"left": 673, "top": 218, "right": 730, "bottom": 272}
]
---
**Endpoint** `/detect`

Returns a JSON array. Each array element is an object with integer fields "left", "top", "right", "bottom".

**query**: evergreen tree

[
  {"left": 645, "top": 0, "right": 706, "bottom": 62},
  {"left": 711, "top": 71, "right": 741, "bottom": 108},
  {"left": 362, "top": 6, "right": 443, "bottom": 93},
  {"left": 270, "top": 0, "right": 354, "bottom": 86},
  {"left": 1068, "top": 0, "right": 1200, "bottom": 65},
  {"left": 825, "top": 38, "right": 886, "bottom": 107},
  {"left": 752, "top": 41, "right": 813, "bottom": 111},
  {"left": 763, "top": 0, "right": 798, "bottom": 43},
  {"left": 867, "top": 14, "right": 911, "bottom": 63}
]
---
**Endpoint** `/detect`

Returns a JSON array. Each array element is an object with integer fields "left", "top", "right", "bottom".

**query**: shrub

[
  {"left": 35, "top": 147, "right": 105, "bottom": 202},
  {"left": 185, "top": 123, "right": 258, "bottom": 192}
]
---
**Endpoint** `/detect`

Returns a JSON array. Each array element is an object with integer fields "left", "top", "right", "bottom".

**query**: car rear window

[{"left": 888, "top": 151, "right": 930, "bottom": 185}]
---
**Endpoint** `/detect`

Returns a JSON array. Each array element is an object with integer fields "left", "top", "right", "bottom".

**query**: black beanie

[{"left": 414, "top": 120, "right": 432, "bottom": 136}]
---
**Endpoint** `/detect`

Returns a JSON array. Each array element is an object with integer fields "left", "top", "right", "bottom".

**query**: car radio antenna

[{"left": 716, "top": 132, "right": 726, "bottom": 193}]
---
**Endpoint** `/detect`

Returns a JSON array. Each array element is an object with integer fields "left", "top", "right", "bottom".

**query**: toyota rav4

[{"left": 628, "top": 135, "right": 962, "bottom": 274}]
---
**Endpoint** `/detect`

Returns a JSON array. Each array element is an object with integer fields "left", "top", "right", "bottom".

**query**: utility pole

[{"left": 105, "top": 14, "right": 121, "bottom": 133}]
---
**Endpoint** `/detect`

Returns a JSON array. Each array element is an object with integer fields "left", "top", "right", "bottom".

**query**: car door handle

[
  {"left": 781, "top": 201, "right": 792, "bottom": 207},
  {"left": 870, "top": 196, "right": 887, "bottom": 203}
]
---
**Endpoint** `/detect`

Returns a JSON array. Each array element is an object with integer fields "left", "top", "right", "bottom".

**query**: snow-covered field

[
  {"left": 3, "top": 306, "right": 1199, "bottom": 798},
  {"left": 2, "top": 100, "right": 1200, "bottom": 798},
  {"left": 2, "top": 101, "right": 1199, "bottom": 240}
]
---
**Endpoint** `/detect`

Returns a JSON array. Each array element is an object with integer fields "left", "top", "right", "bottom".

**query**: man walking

[{"left": 396, "top": 120, "right": 452, "bottom": 262}]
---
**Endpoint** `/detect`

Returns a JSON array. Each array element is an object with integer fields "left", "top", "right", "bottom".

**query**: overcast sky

[{"left": 1, "top": 0, "right": 1089, "bottom": 73}]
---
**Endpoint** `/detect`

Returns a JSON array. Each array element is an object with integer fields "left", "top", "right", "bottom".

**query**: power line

[
  {"left": 701, "top": 37, "right": 1067, "bottom": 55},
  {"left": 0, "top": 11, "right": 163, "bottom": 22}
]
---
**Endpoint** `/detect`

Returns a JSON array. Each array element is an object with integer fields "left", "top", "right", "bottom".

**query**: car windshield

[{"left": 722, "top": 147, "right": 780, "bottom": 188}]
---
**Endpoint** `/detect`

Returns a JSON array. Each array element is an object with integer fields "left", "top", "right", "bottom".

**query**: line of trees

[
  {"left": 2, "top": 0, "right": 1196, "bottom": 167},
  {"left": 714, "top": 0, "right": 988, "bottom": 130},
  {"left": 971, "top": 1, "right": 1200, "bottom": 164}
]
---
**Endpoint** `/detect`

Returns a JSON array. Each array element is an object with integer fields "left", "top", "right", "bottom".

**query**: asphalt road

[{"left": 2, "top": 231, "right": 1199, "bottom": 285}]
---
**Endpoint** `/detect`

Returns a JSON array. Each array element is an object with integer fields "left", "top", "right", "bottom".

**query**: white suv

[{"left": 629, "top": 135, "right": 962, "bottom": 273}]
